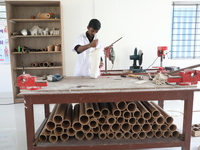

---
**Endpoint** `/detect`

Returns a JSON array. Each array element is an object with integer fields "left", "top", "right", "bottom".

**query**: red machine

[
  {"left": 17, "top": 74, "right": 48, "bottom": 90},
  {"left": 168, "top": 69, "right": 200, "bottom": 85}
]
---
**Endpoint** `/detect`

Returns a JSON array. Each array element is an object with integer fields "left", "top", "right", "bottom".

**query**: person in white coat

[{"left": 72, "top": 19, "right": 103, "bottom": 76}]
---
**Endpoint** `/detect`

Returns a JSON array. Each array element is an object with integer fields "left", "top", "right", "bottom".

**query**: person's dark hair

[{"left": 88, "top": 19, "right": 101, "bottom": 30}]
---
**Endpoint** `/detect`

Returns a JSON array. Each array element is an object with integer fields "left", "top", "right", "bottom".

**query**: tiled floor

[{"left": 0, "top": 92, "right": 200, "bottom": 150}]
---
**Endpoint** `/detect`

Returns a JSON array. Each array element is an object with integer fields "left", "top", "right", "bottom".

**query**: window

[
  {"left": 0, "top": 3, "right": 6, "bottom": 20},
  {"left": 171, "top": 1, "right": 200, "bottom": 59}
]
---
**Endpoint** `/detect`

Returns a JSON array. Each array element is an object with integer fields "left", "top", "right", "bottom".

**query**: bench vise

[
  {"left": 167, "top": 69, "right": 200, "bottom": 85},
  {"left": 17, "top": 74, "right": 48, "bottom": 90}
]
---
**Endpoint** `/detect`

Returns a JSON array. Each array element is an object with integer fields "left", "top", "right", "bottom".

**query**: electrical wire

[
  {"left": 146, "top": 57, "right": 159, "bottom": 70},
  {"left": 0, "top": 103, "right": 23, "bottom": 105}
]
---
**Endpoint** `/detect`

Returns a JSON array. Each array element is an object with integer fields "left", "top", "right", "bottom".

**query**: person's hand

[{"left": 89, "top": 39, "right": 98, "bottom": 47}]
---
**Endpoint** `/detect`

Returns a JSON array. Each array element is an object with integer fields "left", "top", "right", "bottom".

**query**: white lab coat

[{"left": 72, "top": 33, "right": 102, "bottom": 76}]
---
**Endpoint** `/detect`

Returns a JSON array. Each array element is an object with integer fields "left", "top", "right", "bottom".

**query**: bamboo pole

[
  {"left": 82, "top": 124, "right": 90, "bottom": 133},
  {"left": 93, "top": 103, "right": 102, "bottom": 118},
  {"left": 132, "top": 108, "right": 142, "bottom": 119},
  {"left": 137, "top": 117, "right": 146, "bottom": 125},
  {"left": 168, "top": 124, "right": 177, "bottom": 131},
  {"left": 66, "top": 127, "right": 76, "bottom": 136},
  {"left": 115, "top": 131, "right": 123, "bottom": 139},
  {"left": 121, "top": 123, "right": 131, "bottom": 132},
  {"left": 171, "top": 130, "right": 180, "bottom": 138},
  {"left": 72, "top": 104, "right": 82, "bottom": 131},
  {"left": 85, "top": 103, "right": 94, "bottom": 117},
  {"left": 111, "top": 123, "right": 120, "bottom": 132},
  {"left": 138, "top": 131, "right": 147, "bottom": 140},
  {"left": 60, "top": 133, "right": 69, "bottom": 141},
  {"left": 99, "top": 103, "right": 110, "bottom": 116},
  {"left": 92, "top": 125, "right": 100, "bottom": 134},
  {"left": 101, "top": 123, "right": 111, "bottom": 132},
  {"left": 62, "top": 103, "right": 72, "bottom": 129},
  {"left": 79, "top": 103, "right": 89, "bottom": 125},
  {"left": 131, "top": 133, "right": 139, "bottom": 139},
  {"left": 85, "top": 132, "right": 94, "bottom": 140},
  {"left": 75, "top": 131, "right": 85, "bottom": 140},
  {"left": 98, "top": 116, "right": 106, "bottom": 125},
  {"left": 163, "top": 130, "right": 171, "bottom": 138},
  {"left": 124, "top": 131, "right": 132, "bottom": 139},
  {"left": 107, "top": 132, "right": 115, "bottom": 139},
  {"left": 135, "top": 101, "right": 151, "bottom": 120},
  {"left": 53, "top": 104, "right": 67, "bottom": 124},
  {"left": 152, "top": 123, "right": 160, "bottom": 131},
  {"left": 141, "top": 101, "right": 161, "bottom": 118},
  {"left": 116, "top": 116, "right": 125, "bottom": 124},
  {"left": 89, "top": 118, "right": 98, "bottom": 128},
  {"left": 142, "top": 123, "right": 151, "bottom": 132},
  {"left": 154, "top": 130, "right": 163, "bottom": 138},
  {"left": 46, "top": 104, "right": 58, "bottom": 131},
  {"left": 146, "top": 131, "right": 154, "bottom": 138},
  {"left": 108, "top": 102, "right": 121, "bottom": 117},
  {"left": 128, "top": 117, "right": 136, "bottom": 125},
  {"left": 106, "top": 115, "right": 116, "bottom": 125},
  {"left": 127, "top": 101, "right": 137, "bottom": 112},
  {"left": 54, "top": 126, "right": 64, "bottom": 136},
  {"left": 151, "top": 102, "right": 174, "bottom": 124},
  {"left": 155, "top": 115, "right": 165, "bottom": 125},
  {"left": 132, "top": 124, "right": 142, "bottom": 133},
  {"left": 123, "top": 111, "right": 131, "bottom": 119},
  {"left": 49, "top": 134, "right": 58, "bottom": 143},
  {"left": 98, "top": 131, "right": 107, "bottom": 140},
  {"left": 115, "top": 101, "right": 127, "bottom": 111}
]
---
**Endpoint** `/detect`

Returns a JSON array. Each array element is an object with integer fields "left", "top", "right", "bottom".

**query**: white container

[{"left": 89, "top": 48, "right": 102, "bottom": 78}]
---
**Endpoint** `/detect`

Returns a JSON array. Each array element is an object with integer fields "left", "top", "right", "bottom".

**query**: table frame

[{"left": 24, "top": 89, "right": 195, "bottom": 150}]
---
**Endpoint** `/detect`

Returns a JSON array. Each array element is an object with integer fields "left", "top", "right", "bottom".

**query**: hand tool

[
  {"left": 128, "top": 74, "right": 144, "bottom": 80},
  {"left": 104, "top": 37, "right": 122, "bottom": 72},
  {"left": 167, "top": 69, "right": 200, "bottom": 85}
]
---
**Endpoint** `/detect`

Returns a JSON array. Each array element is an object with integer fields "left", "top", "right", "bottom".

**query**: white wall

[{"left": 1, "top": 0, "right": 200, "bottom": 97}]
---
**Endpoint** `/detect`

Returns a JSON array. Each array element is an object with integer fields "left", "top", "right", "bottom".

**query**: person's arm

[{"left": 76, "top": 39, "right": 99, "bottom": 53}]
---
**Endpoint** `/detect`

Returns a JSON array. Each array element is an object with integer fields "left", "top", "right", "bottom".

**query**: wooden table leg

[
  {"left": 182, "top": 91, "right": 194, "bottom": 150},
  {"left": 24, "top": 96, "right": 35, "bottom": 150}
]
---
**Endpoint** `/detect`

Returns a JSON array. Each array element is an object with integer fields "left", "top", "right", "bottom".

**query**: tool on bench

[
  {"left": 167, "top": 69, "right": 200, "bottom": 85},
  {"left": 130, "top": 47, "right": 145, "bottom": 73},
  {"left": 157, "top": 46, "right": 168, "bottom": 67},
  {"left": 16, "top": 51, "right": 48, "bottom": 90},
  {"left": 128, "top": 74, "right": 144, "bottom": 80},
  {"left": 104, "top": 37, "right": 122, "bottom": 72}
]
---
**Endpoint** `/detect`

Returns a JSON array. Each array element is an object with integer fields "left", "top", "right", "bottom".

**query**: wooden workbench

[{"left": 21, "top": 76, "right": 200, "bottom": 150}]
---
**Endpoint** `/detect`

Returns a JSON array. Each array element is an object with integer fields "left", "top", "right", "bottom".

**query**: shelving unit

[{"left": 6, "top": 1, "right": 63, "bottom": 103}]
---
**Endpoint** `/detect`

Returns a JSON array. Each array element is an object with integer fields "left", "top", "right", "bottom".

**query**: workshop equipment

[
  {"left": 130, "top": 47, "right": 144, "bottom": 73},
  {"left": 128, "top": 74, "right": 144, "bottom": 80},
  {"left": 104, "top": 37, "right": 122, "bottom": 71},
  {"left": 157, "top": 46, "right": 167, "bottom": 67},
  {"left": 167, "top": 69, "right": 200, "bottom": 85},
  {"left": 17, "top": 73, "right": 48, "bottom": 90}
]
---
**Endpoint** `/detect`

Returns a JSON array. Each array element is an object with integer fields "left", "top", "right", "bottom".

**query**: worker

[{"left": 72, "top": 19, "right": 103, "bottom": 76}]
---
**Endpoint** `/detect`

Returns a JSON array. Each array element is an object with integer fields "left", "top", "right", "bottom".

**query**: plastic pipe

[
  {"left": 115, "top": 101, "right": 127, "bottom": 111},
  {"left": 67, "top": 127, "right": 76, "bottom": 136},
  {"left": 93, "top": 103, "right": 102, "bottom": 118},
  {"left": 141, "top": 101, "right": 161, "bottom": 118},
  {"left": 82, "top": 124, "right": 90, "bottom": 133},
  {"left": 101, "top": 123, "right": 110, "bottom": 132},
  {"left": 111, "top": 123, "right": 120, "bottom": 132},
  {"left": 138, "top": 131, "right": 147, "bottom": 140},
  {"left": 108, "top": 102, "right": 121, "bottom": 117},
  {"left": 142, "top": 123, "right": 151, "bottom": 132},
  {"left": 123, "top": 111, "right": 131, "bottom": 119},
  {"left": 75, "top": 131, "right": 85, "bottom": 140},
  {"left": 46, "top": 104, "right": 58, "bottom": 131},
  {"left": 72, "top": 104, "right": 82, "bottom": 131},
  {"left": 127, "top": 101, "right": 137, "bottom": 112},
  {"left": 60, "top": 133, "right": 69, "bottom": 141},
  {"left": 54, "top": 126, "right": 64, "bottom": 135},
  {"left": 89, "top": 118, "right": 98, "bottom": 128},
  {"left": 121, "top": 123, "right": 131, "bottom": 132},
  {"left": 49, "top": 134, "right": 58, "bottom": 143},
  {"left": 133, "top": 108, "right": 142, "bottom": 119},
  {"left": 92, "top": 125, "right": 100, "bottom": 134},
  {"left": 132, "top": 124, "right": 142, "bottom": 133},
  {"left": 99, "top": 103, "right": 110, "bottom": 116},
  {"left": 124, "top": 131, "right": 132, "bottom": 139},
  {"left": 85, "top": 132, "right": 94, "bottom": 140},
  {"left": 85, "top": 103, "right": 94, "bottom": 117},
  {"left": 107, "top": 132, "right": 115, "bottom": 139},
  {"left": 146, "top": 131, "right": 154, "bottom": 138},
  {"left": 106, "top": 115, "right": 116, "bottom": 125},
  {"left": 98, "top": 131, "right": 107, "bottom": 140},
  {"left": 115, "top": 131, "right": 123, "bottom": 139},
  {"left": 117, "top": 116, "right": 125, "bottom": 124}
]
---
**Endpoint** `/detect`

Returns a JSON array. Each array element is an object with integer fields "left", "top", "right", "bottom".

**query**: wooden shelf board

[
  {"left": 14, "top": 66, "right": 63, "bottom": 70},
  {"left": 7, "top": 1, "right": 60, "bottom": 6},
  {"left": 9, "top": 19, "right": 60, "bottom": 23},
  {"left": 12, "top": 51, "right": 62, "bottom": 54},
  {"left": 11, "top": 35, "right": 60, "bottom": 38}
]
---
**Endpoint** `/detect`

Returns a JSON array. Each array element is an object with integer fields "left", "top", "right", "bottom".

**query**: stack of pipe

[
  {"left": 31, "top": 61, "right": 56, "bottom": 67},
  {"left": 38, "top": 101, "right": 180, "bottom": 143}
]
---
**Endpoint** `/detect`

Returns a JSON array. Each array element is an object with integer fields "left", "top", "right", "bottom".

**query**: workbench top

[{"left": 20, "top": 76, "right": 200, "bottom": 95}]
